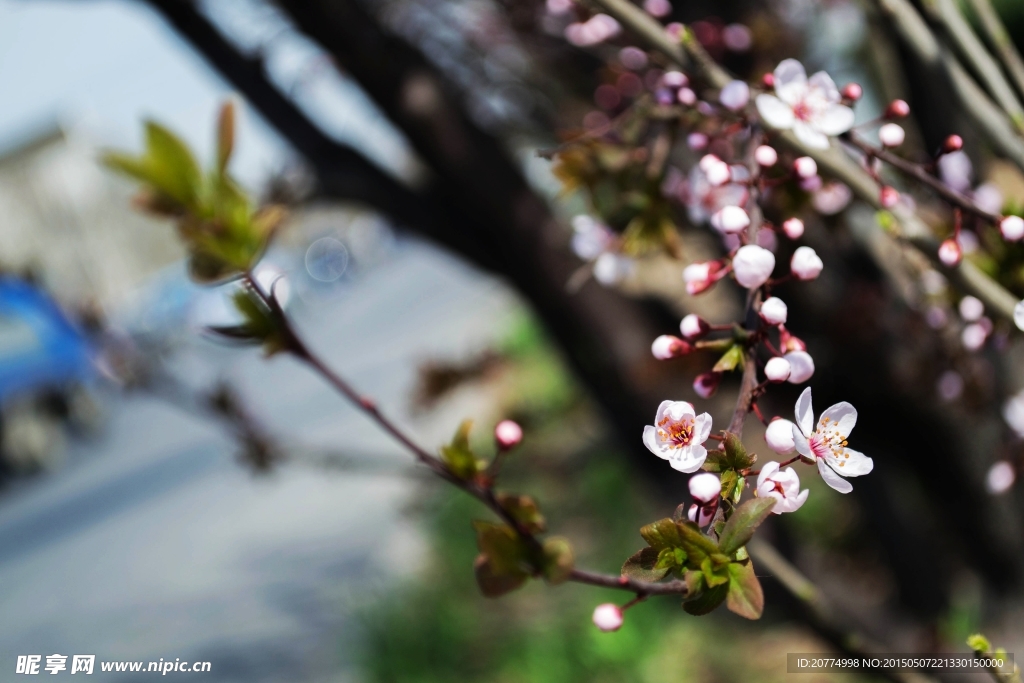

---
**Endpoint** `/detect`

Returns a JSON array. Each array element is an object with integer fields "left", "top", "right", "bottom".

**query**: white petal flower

[
  {"left": 711, "top": 205, "right": 751, "bottom": 234},
  {"left": 756, "top": 59, "right": 854, "bottom": 149},
  {"left": 959, "top": 296, "right": 984, "bottom": 322},
  {"left": 755, "top": 145, "right": 778, "bottom": 167},
  {"left": 784, "top": 350, "right": 815, "bottom": 384},
  {"left": 760, "top": 296, "right": 788, "bottom": 325},
  {"left": 764, "top": 357, "right": 792, "bottom": 382},
  {"left": 1001, "top": 216, "right": 1024, "bottom": 241},
  {"left": 683, "top": 164, "right": 749, "bottom": 225},
  {"left": 720, "top": 80, "right": 750, "bottom": 111},
  {"left": 680, "top": 313, "right": 708, "bottom": 339},
  {"left": 756, "top": 461, "right": 810, "bottom": 513},
  {"left": 643, "top": 400, "right": 713, "bottom": 473},
  {"left": 790, "top": 387, "right": 872, "bottom": 493},
  {"left": 793, "top": 156, "right": 818, "bottom": 179},
  {"left": 732, "top": 245, "right": 776, "bottom": 289},
  {"left": 689, "top": 472, "right": 721, "bottom": 503},
  {"left": 878, "top": 123, "right": 905, "bottom": 147},
  {"left": 765, "top": 418, "right": 796, "bottom": 454},
  {"left": 781, "top": 218, "right": 805, "bottom": 239},
  {"left": 791, "top": 246, "right": 824, "bottom": 280}
]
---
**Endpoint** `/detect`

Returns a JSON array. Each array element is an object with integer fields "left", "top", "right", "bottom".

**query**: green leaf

[
  {"left": 473, "top": 520, "right": 528, "bottom": 576},
  {"left": 967, "top": 634, "right": 991, "bottom": 653},
  {"left": 144, "top": 120, "right": 202, "bottom": 207},
  {"left": 676, "top": 521, "right": 720, "bottom": 566},
  {"left": 655, "top": 547, "right": 687, "bottom": 570},
  {"left": 440, "top": 420, "right": 479, "bottom": 479},
  {"left": 496, "top": 494, "right": 546, "bottom": 534},
  {"left": 712, "top": 345, "right": 744, "bottom": 373},
  {"left": 621, "top": 547, "right": 670, "bottom": 582},
  {"left": 701, "top": 449, "right": 727, "bottom": 473},
  {"left": 722, "top": 432, "right": 756, "bottom": 470},
  {"left": 474, "top": 555, "right": 527, "bottom": 597},
  {"left": 683, "top": 581, "right": 729, "bottom": 616},
  {"left": 217, "top": 101, "right": 235, "bottom": 173},
  {"left": 701, "top": 556, "right": 729, "bottom": 587},
  {"left": 726, "top": 560, "right": 764, "bottom": 619},
  {"left": 718, "top": 497, "right": 777, "bottom": 556},
  {"left": 731, "top": 476, "right": 745, "bottom": 504},
  {"left": 720, "top": 469, "right": 738, "bottom": 501},
  {"left": 640, "top": 518, "right": 684, "bottom": 551},
  {"left": 541, "top": 537, "right": 574, "bottom": 585}
]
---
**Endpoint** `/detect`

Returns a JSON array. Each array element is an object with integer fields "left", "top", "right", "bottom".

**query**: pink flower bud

[
  {"left": 764, "top": 356, "right": 792, "bottom": 382},
  {"left": 693, "top": 371, "right": 722, "bottom": 398},
  {"left": 765, "top": 418, "right": 796, "bottom": 454},
  {"left": 886, "top": 99, "right": 910, "bottom": 119},
  {"left": 879, "top": 186, "right": 900, "bottom": 208},
  {"left": 683, "top": 261, "right": 723, "bottom": 295},
  {"left": 687, "top": 132, "right": 709, "bottom": 150},
  {"left": 1000, "top": 215, "right": 1024, "bottom": 241},
  {"left": 793, "top": 156, "right": 817, "bottom": 179},
  {"left": 878, "top": 123, "right": 905, "bottom": 147},
  {"left": 754, "top": 145, "right": 778, "bottom": 167},
  {"left": 841, "top": 83, "right": 863, "bottom": 101},
  {"left": 677, "top": 87, "right": 697, "bottom": 106},
  {"left": 719, "top": 80, "right": 750, "bottom": 111},
  {"left": 762, "top": 72, "right": 775, "bottom": 88},
  {"left": 959, "top": 295, "right": 984, "bottom": 322},
  {"left": 689, "top": 472, "right": 721, "bottom": 503},
  {"left": 760, "top": 296, "right": 788, "bottom": 325},
  {"left": 784, "top": 350, "right": 815, "bottom": 383},
  {"left": 779, "top": 325, "right": 806, "bottom": 353},
  {"left": 938, "top": 238, "right": 962, "bottom": 266},
  {"left": 651, "top": 335, "right": 692, "bottom": 360},
  {"left": 495, "top": 420, "right": 523, "bottom": 450},
  {"left": 592, "top": 603, "right": 624, "bottom": 632},
  {"left": 643, "top": 0, "right": 672, "bottom": 18},
  {"left": 732, "top": 245, "right": 776, "bottom": 289},
  {"left": 986, "top": 460, "right": 1016, "bottom": 495},
  {"left": 790, "top": 246, "right": 824, "bottom": 280},
  {"left": 711, "top": 205, "right": 751, "bottom": 233},
  {"left": 680, "top": 313, "right": 710, "bottom": 340},
  {"left": 687, "top": 501, "right": 716, "bottom": 526},
  {"left": 781, "top": 217, "right": 805, "bottom": 240},
  {"left": 618, "top": 47, "right": 648, "bottom": 71},
  {"left": 662, "top": 71, "right": 688, "bottom": 88},
  {"left": 943, "top": 134, "right": 964, "bottom": 154}
]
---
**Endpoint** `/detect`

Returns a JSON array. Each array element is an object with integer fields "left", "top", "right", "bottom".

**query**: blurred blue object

[{"left": 0, "top": 278, "right": 92, "bottom": 404}]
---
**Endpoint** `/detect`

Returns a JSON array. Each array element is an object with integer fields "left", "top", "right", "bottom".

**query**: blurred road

[{"left": 0, "top": 240, "right": 516, "bottom": 682}]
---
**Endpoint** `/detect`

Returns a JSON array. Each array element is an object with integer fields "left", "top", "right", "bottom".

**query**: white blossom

[
  {"left": 680, "top": 313, "right": 709, "bottom": 339},
  {"left": 689, "top": 472, "right": 721, "bottom": 503},
  {"left": 878, "top": 123, "right": 905, "bottom": 147},
  {"left": 711, "top": 205, "right": 751, "bottom": 234},
  {"left": 732, "top": 245, "right": 776, "bottom": 289},
  {"left": 592, "top": 603, "right": 624, "bottom": 631},
  {"left": 720, "top": 80, "right": 750, "bottom": 111},
  {"left": 765, "top": 418, "right": 796, "bottom": 454},
  {"left": 793, "top": 156, "right": 818, "bottom": 178},
  {"left": 961, "top": 323, "right": 988, "bottom": 351},
  {"left": 495, "top": 420, "right": 523, "bottom": 449},
  {"left": 682, "top": 164, "right": 748, "bottom": 225},
  {"left": 643, "top": 400, "right": 713, "bottom": 473},
  {"left": 790, "top": 246, "right": 823, "bottom": 280},
  {"left": 755, "top": 145, "right": 778, "bottom": 167},
  {"left": 959, "top": 296, "right": 984, "bottom": 322},
  {"left": 784, "top": 350, "right": 815, "bottom": 384},
  {"left": 765, "top": 357, "right": 792, "bottom": 382},
  {"left": 652, "top": 335, "right": 690, "bottom": 359},
  {"left": 760, "top": 296, "right": 788, "bottom": 325},
  {"left": 756, "top": 59, "right": 855, "bottom": 149},
  {"left": 986, "top": 461, "right": 1016, "bottom": 495},
  {"left": 938, "top": 238, "right": 962, "bottom": 266},
  {"left": 781, "top": 217, "right": 805, "bottom": 239},
  {"left": 791, "top": 387, "right": 872, "bottom": 493},
  {"left": 565, "top": 14, "right": 621, "bottom": 46},
  {"left": 756, "top": 461, "right": 810, "bottom": 513},
  {"left": 1001, "top": 215, "right": 1024, "bottom": 241}
]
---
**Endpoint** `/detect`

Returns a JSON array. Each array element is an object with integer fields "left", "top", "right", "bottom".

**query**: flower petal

[
  {"left": 837, "top": 448, "right": 873, "bottom": 476},
  {"left": 665, "top": 400, "right": 696, "bottom": 422},
  {"left": 808, "top": 71, "right": 840, "bottom": 103},
  {"left": 757, "top": 460, "right": 781, "bottom": 488},
  {"left": 795, "top": 387, "right": 814, "bottom": 436},
  {"left": 654, "top": 400, "right": 674, "bottom": 423},
  {"left": 695, "top": 412, "right": 713, "bottom": 443},
  {"left": 670, "top": 444, "right": 707, "bottom": 473},
  {"left": 818, "top": 457, "right": 853, "bottom": 493},
  {"left": 773, "top": 59, "right": 808, "bottom": 105},
  {"left": 792, "top": 426, "right": 812, "bottom": 458},
  {"left": 789, "top": 488, "right": 810, "bottom": 512},
  {"left": 643, "top": 425, "right": 666, "bottom": 458},
  {"left": 755, "top": 94, "right": 795, "bottom": 129},
  {"left": 793, "top": 120, "right": 830, "bottom": 149},
  {"left": 815, "top": 103, "right": 855, "bottom": 135},
  {"left": 818, "top": 401, "right": 857, "bottom": 438}
]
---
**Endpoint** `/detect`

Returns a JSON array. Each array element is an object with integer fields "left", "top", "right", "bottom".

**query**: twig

[{"left": 966, "top": 0, "right": 1024, "bottom": 104}]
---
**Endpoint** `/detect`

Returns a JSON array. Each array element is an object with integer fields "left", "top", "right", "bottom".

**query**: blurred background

[{"left": 1, "top": 0, "right": 1024, "bottom": 681}]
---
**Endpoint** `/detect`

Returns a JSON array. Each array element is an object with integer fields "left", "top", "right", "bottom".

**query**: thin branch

[{"left": 966, "top": 0, "right": 1024, "bottom": 103}]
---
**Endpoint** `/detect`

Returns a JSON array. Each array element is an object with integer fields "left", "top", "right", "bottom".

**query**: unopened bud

[
  {"left": 790, "top": 246, "right": 824, "bottom": 281},
  {"left": 592, "top": 603, "right": 624, "bottom": 632},
  {"left": 762, "top": 72, "right": 775, "bottom": 88},
  {"left": 760, "top": 296, "right": 788, "bottom": 325},
  {"left": 683, "top": 260, "right": 723, "bottom": 295},
  {"left": 943, "top": 134, "right": 964, "bottom": 154},
  {"left": 784, "top": 350, "right": 815, "bottom": 384},
  {"left": 765, "top": 418, "right": 796, "bottom": 454},
  {"left": 494, "top": 420, "right": 523, "bottom": 450},
  {"left": 1000, "top": 215, "right": 1024, "bottom": 241},
  {"left": 732, "top": 245, "right": 776, "bottom": 289},
  {"left": 679, "top": 313, "right": 710, "bottom": 340},
  {"left": 754, "top": 145, "right": 778, "bottom": 167},
  {"left": 662, "top": 71, "right": 688, "bottom": 88},
  {"left": 719, "top": 80, "right": 750, "bottom": 111},
  {"left": 687, "top": 132, "right": 709, "bottom": 150},
  {"left": 764, "top": 356, "right": 792, "bottom": 382},
  {"left": 878, "top": 123, "right": 905, "bottom": 147},
  {"left": 793, "top": 156, "right": 817, "bottom": 179},
  {"left": 693, "top": 371, "right": 722, "bottom": 398},
  {"left": 781, "top": 217, "right": 804, "bottom": 240},
  {"left": 711, "top": 205, "right": 751, "bottom": 233},
  {"left": 779, "top": 325, "right": 807, "bottom": 353},
  {"left": 885, "top": 99, "right": 910, "bottom": 118},
  {"left": 677, "top": 87, "right": 697, "bottom": 106},
  {"left": 879, "top": 186, "right": 900, "bottom": 208},
  {"left": 841, "top": 83, "right": 863, "bottom": 101},
  {"left": 689, "top": 472, "right": 721, "bottom": 504},
  {"left": 651, "top": 335, "right": 692, "bottom": 360},
  {"left": 938, "top": 238, "right": 962, "bottom": 267}
]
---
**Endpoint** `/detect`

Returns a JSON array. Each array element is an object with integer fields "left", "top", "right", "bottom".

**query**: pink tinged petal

[
  {"left": 655, "top": 400, "right": 675, "bottom": 424},
  {"left": 818, "top": 401, "right": 857, "bottom": 438},
  {"left": 757, "top": 460, "right": 781, "bottom": 489},
  {"left": 785, "top": 350, "right": 815, "bottom": 384},
  {"left": 665, "top": 401, "right": 696, "bottom": 422},
  {"left": 836, "top": 448, "right": 873, "bottom": 476},
  {"left": 808, "top": 71, "right": 841, "bottom": 103},
  {"left": 793, "top": 120, "right": 830, "bottom": 149},
  {"left": 755, "top": 94, "right": 795, "bottom": 129},
  {"left": 795, "top": 387, "right": 814, "bottom": 436},
  {"left": 818, "top": 457, "right": 853, "bottom": 493},
  {"left": 773, "top": 59, "right": 808, "bottom": 105},
  {"left": 782, "top": 488, "right": 810, "bottom": 513},
  {"left": 815, "top": 103, "right": 856, "bottom": 136},
  {"left": 643, "top": 425, "right": 667, "bottom": 458},
  {"left": 695, "top": 413, "right": 713, "bottom": 443},
  {"left": 671, "top": 444, "right": 707, "bottom": 473},
  {"left": 792, "top": 427, "right": 812, "bottom": 458}
]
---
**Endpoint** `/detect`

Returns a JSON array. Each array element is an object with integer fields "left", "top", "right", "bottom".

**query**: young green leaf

[
  {"left": 472, "top": 520, "right": 528, "bottom": 576},
  {"left": 700, "top": 556, "right": 729, "bottom": 588},
  {"left": 640, "top": 518, "right": 684, "bottom": 550},
  {"left": 541, "top": 537, "right": 574, "bottom": 585},
  {"left": 683, "top": 581, "right": 729, "bottom": 616},
  {"left": 726, "top": 560, "right": 764, "bottom": 619},
  {"left": 474, "top": 555, "right": 527, "bottom": 597},
  {"left": 676, "top": 520, "right": 720, "bottom": 563},
  {"left": 217, "top": 101, "right": 236, "bottom": 173},
  {"left": 496, "top": 494, "right": 546, "bottom": 534},
  {"left": 144, "top": 120, "right": 202, "bottom": 208},
  {"left": 722, "top": 432, "right": 756, "bottom": 470},
  {"left": 712, "top": 345, "right": 745, "bottom": 373},
  {"left": 967, "top": 634, "right": 991, "bottom": 653},
  {"left": 440, "top": 420, "right": 479, "bottom": 479},
  {"left": 718, "top": 497, "right": 777, "bottom": 556},
  {"left": 621, "top": 547, "right": 670, "bottom": 582}
]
